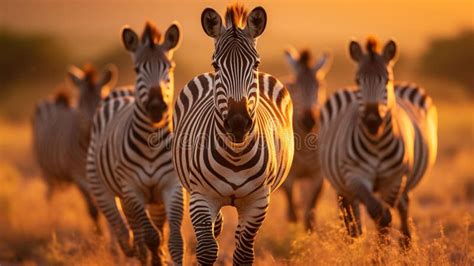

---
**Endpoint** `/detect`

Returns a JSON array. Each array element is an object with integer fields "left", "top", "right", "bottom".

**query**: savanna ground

[{"left": 0, "top": 75, "right": 473, "bottom": 265}]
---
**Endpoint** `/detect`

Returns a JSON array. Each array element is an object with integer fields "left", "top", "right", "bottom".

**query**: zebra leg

[
  {"left": 189, "top": 192, "right": 219, "bottom": 265},
  {"left": 88, "top": 174, "right": 133, "bottom": 256},
  {"left": 282, "top": 175, "right": 298, "bottom": 222},
  {"left": 214, "top": 210, "right": 224, "bottom": 239},
  {"left": 347, "top": 179, "right": 392, "bottom": 236},
  {"left": 75, "top": 178, "right": 101, "bottom": 234},
  {"left": 233, "top": 194, "right": 270, "bottom": 265},
  {"left": 337, "top": 195, "right": 362, "bottom": 237},
  {"left": 148, "top": 203, "right": 166, "bottom": 263},
  {"left": 397, "top": 192, "right": 411, "bottom": 249},
  {"left": 161, "top": 185, "right": 185, "bottom": 265},
  {"left": 148, "top": 203, "right": 166, "bottom": 235},
  {"left": 304, "top": 174, "right": 324, "bottom": 230},
  {"left": 120, "top": 187, "right": 164, "bottom": 266}
]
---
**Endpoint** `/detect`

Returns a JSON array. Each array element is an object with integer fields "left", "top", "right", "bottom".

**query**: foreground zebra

[
  {"left": 283, "top": 48, "right": 330, "bottom": 229},
  {"left": 33, "top": 64, "right": 115, "bottom": 232},
  {"left": 319, "top": 38, "right": 438, "bottom": 247},
  {"left": 172, "top": 4, "right": 294, "bottom": 265},
  {"left": 86, "top": 22, "right": 184, "bottom": 265}
]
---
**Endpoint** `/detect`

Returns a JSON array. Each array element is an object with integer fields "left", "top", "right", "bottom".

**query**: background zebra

[
  {"left": 32, "top": 64, "right": 116, "bottom": 232},
  {"left": 86, "top": 22, "right": 184, "bottom": 265},
  {"left": 283, "top": 48, "right": 331, "bottom": 229},
  {"left": 172, "top": 4, "right": 294, "bottom": 265},
  {"left": 319, "top": 37, "right": 438, "bottom": 247}
]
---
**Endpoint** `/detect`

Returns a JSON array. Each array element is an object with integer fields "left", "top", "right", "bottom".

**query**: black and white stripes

[
  {"left": 318, "top": 38, "right": 437, "bottom": 246},
  {"left": 86, "top": 22, "right": 184, "bottom": 265},
  {"left": 172, "top": 5, "right": 294, "bottom": 265},
  {"left": 32, "top": 64, "right": 115, "bottom": 232},
  {"left": 283, "top": 48, "right": 330, "bottom": 228}
]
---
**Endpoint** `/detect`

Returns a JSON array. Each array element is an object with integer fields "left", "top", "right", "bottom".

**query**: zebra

[
  {"left": 32, "top": 64, "right": 116, "bottom": 233},
  {"left": 283, "top": 48, "right": 331, "bottom": 229},
  {"left": 172, "top": 4, "right": 294, "bottom": 265},
  {"left": 318, "top": 37, "right": 438, "bottom": 247},
  {"left": 86, "top": 21, "right": 184, "bottom": 265}
]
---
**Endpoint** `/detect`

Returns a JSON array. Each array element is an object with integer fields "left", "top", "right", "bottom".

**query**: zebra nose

[
  {"left": 301, "top": 110, "right": 316, "bottom": 131},
  {"left": 146, "top": 87, "right": 167, "bottom": 123},
  {"left": 363, "top": 105, "right": 383, "bottom": 135},
  {"left": 224, "top": 114, "right": 252, "bottom": 142},
  {"left": 225, "top": 97, "right": 253, "bottom": 142}
]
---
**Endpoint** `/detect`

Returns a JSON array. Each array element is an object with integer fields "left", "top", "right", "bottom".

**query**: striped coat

[
  {"left": 172, "top": 5, "right": 294, "bottom": 265},
  {"left": 86, "top": 22, "right": 184, "bottom": 265},
  {"left": 283, "top": 48, "right": 331, "bottom": 229},
  {"left": 319, "top": 38, "right": 437, "bottom": 246},
  {"left": 32, "top": 64, "right": 115, "bottom": 231}
]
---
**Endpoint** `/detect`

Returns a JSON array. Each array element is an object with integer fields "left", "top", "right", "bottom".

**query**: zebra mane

[
  {"left": 366, "top": 36, "right": 380, "bottom": 59},
  {"left": 225, "top": 3, "right": 248, "bottom": 29},
  {"left": 54, "top": 91, "right": 71, "bottom": 107},
  {"left": 299, "top": 49, "right": 312, "bottom": 67},
  {"left": 142, "top": 21, "right": 162, "bottom": 46}
]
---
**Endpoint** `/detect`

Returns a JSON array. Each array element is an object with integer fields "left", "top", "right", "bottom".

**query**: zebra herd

[{"left": 32, "top": 3, "right": 438, "bottom": 266}]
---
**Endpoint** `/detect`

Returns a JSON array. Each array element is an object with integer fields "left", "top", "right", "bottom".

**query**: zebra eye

[
  {"left": 212, "top": 62, "right": 219, "bottom": 71},
  {"left": 134, "top": 66, "right": 139, "bottom": 73},
  {"left": 355, "top": 78, "right": 360, "bottom": 85}
]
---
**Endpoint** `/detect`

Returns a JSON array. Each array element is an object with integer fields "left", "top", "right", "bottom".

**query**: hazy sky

[{"left": 1, "top": 0, "right": 472, "bottom": 59}]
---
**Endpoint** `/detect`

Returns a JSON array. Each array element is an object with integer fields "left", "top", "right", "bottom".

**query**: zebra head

[
  {"left": 201, "top": 4, "right": 267, "bottom": 143},
  {"left": 349, "top": 37, "right": 398, "bottom": 136},
  {"left": 122, "top": 21, "right": 181, "bottom": 125},
  {"left": 67, "top": 64, "right": 116, "bottom": 120},
  {"left": 285, "top": 48, "right": 331, "bottom": 132}
]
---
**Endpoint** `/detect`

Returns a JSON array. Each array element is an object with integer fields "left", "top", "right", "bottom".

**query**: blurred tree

[
  {"left": 420, "top": 29, "right": 474, "bottom": 94},
  {"left": 0, "top": 29, "right": 69, "bottom": 94}
]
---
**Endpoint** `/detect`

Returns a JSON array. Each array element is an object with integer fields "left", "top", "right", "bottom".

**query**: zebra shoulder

[
  {"left": 320, "top": 88, "right": 358, "bottom": 125},
  {"left": 395, "top": 82, "right": 434, "bottom": 112},
  {"left": 258, "top": 72, "right": 292, "bottom": 111}
]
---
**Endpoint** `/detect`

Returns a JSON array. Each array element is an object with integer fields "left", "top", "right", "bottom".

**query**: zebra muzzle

[
  {"left": 363, "top": 108, "right": 383, "bottom": 135},
  {"left": 224, "top": 114, "right": 252, "bottom": 143},
  {"left": 146, "top": 87, "right": 167, "bottom": 123},
  {"left": 224, "top": 98, "right": 252, "bottom": 143},
  {"left": 301, "top": 110, "right": 316, "bottom": 132}
]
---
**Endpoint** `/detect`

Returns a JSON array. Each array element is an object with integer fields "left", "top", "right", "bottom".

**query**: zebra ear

[
  {"left": 201, "top": 8, "right": 223, "bottom": 38},
  {"left": 313, "top": 52, "right": 332, "bottom": 78},
  {"left": 246, "top": 6, "right": 267, "bottom": 38},
  {"left": 162, "top": 23, "right": 181, "bottom": 52},
  {"left": 99, "top": 64, "right": 118, "bottom": 89},
  {"left": 382, "top": 39, "right": 398, "bottom": 64},
  {"left": 122, "top": 27, "right": 139, "bottom": 52},
  {"left": 284, "top": 47, "right": 299, "bottom": 73},
  {"left": 349, "top": 40, "right": 363, "bottom": 62},
  {"left": 67, "top": 65, "right": 84, "bottom": 87}
]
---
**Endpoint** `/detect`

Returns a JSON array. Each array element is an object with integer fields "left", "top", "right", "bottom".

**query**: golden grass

[{"left": 0, "top": 100, "right": 473, "bottom": 265}]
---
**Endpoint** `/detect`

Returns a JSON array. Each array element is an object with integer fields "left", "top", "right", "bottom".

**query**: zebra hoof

[{"left": 378, "top": 207, "right": 392, "bottom": 228}]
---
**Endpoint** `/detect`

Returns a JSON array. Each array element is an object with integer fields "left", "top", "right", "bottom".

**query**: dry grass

[{"left": 0, "top": 100, "right": 473, "bottom": 265}]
